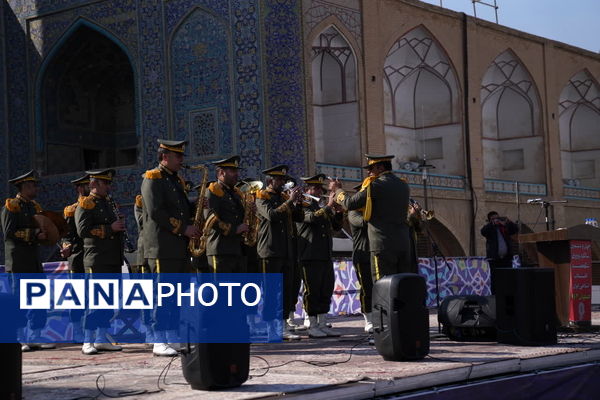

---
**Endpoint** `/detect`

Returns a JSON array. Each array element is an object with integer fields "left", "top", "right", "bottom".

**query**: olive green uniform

[
  {"left": 296, "top": 201, "right": 343, "bottom": 316},
  {"left": 1, "top": 195, "right": 44, "bottom": 273},
  {"left": 75, "top": 193, "right": 123, "bottom": 330},
  {"left": 336, "top": 171, "right": 411, "bottom": 282},
  {"left": 141, "top": 165, "right": 193, "bottom": 273},
  {"left": 255, "top": 188, "right": 303, "bottom": 320},
  {"left": 205, "top": 181, "right": 246, "bottom": 273},
  {"left": 63, "top": 200, "right": 85, "bottom": 273},
  {"left": 348, "top": 209, "right": 373, "bottom": 313}
]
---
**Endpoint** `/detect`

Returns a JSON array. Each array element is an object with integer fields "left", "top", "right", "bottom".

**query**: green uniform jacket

[
  {"left": 141, "top": 165, "right": 192, "bottom": 259},
  {"left": 63, "top": 199, "right": 85, "bottom": 271},
  {"left": 255, "top": 188, "right": 303, "bottom": 259},
  {"left": 134, "top": 195, "right": 145, "bottom": 266},
  {"left": 1, "top": 195, "right": 43, "bottom": 273},
  {"left": 348, "top": 209, "right": 370, "bottom": 265},
  {"left": 205, "top": 181, "right": 245, "bottom": 256},
  {"left": 336, "top": 171, "right": 410, "bottom": 253},
  {"left": 296, "top": 201, "right": 343, "bottom": 262},
  {"left": 75, "top": 194, "right": 123, "bottom": 268}
]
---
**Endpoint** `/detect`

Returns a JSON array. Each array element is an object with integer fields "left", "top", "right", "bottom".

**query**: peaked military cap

[
  {"left": 71, "top": 174, "right": 90, "bottom": 185},
  {"left": 157, "top": 139, "right": 187, "bottom": 154},
  {"left": 363, "top": 154, "right": 395, "bottom": 169},
  {"left": 86, "top": 169, "right": 116, "bottom": 182},
  {"left": 301, "top": 174, "right": 327, "bottom": 185},
  {"left": 262, "top": 164, "right": 289, "bottom": 177},
  {"left": 8, "top": 170, "right": 40, "bottom": 186},
  {"left": 212, "top": 155, "right": 241, "bottom": 169}
]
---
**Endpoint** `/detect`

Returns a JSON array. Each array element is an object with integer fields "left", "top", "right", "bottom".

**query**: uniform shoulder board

[
  {"left": 135, "top": 195, "right": 143, "bottom": 208},
  {"left": 399, "top": 177, "right": 407, "bottom": 183},
  {"left": 208, "top": 182, "right": 224, "bottom": 197},
  {"left": 78, "top": 195, "right": 96, "bottom": 210},
  {"left": 32, "top": 200, "right": 43, "bottom": 214},
  {"left": 144, "top": 169, "right": 162, "bottom": 179},
  {"left": 255, "top": 190, "right": 271, "bottom": 200},
  {"left": 4, "top": 198, "right": 21, "bottom": 213},
  {"left": 63, "top": 203, "right": 78, "bottom": 218}
]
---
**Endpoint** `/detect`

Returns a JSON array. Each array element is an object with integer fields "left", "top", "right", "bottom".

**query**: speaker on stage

[
  {"left": 495, "top": 267, "right": 557, "bottom": 346},
  {"left": 372, "top": 273, "right": 429, "bottom": 361},
  {"left": 438, "top": 295, "right": 497, "bottom": 341},
  {"left": 181, "top": 343, "right": 250, "bottom": 390}
]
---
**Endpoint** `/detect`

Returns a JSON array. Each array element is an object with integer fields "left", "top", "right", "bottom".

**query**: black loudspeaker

[
  {"left": 438, "top": 295, "right": 496, "bottom": 341},
  {"left": 373, "top": 273, "right": 430, "bottom": 361},
  {"left": 495, "top": 267, "right": 557, "bottom": 346},
  {"left": 181, "top": 343, "right": 250, "bottom": 390},
  {"left": 0, "top": 343, "right": 21, "bottom": 400}
]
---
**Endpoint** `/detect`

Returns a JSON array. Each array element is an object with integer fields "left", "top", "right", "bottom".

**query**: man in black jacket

[{"left": 480, "top": 211, "right": 519, "bottom": 294}]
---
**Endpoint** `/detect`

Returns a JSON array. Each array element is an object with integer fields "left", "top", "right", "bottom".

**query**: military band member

[
  {"left": 331, "top": 155, "right": 411, "bottom": 282},
  {"left": 297, "top": 174, "right": 343, "bottom": 338},
  {"left": 348, "top": 183, "right": 373, "bottom": 333},
  {"left": 61, "top": 174, "right": 90, "bottom": 273},
  {"left": 61, "top": 174, "right": 90, "bottom": 342},
  {"left": 1, "top": 170, "right": 54, "bottom": 351},
  {"left": 75, "top": 169, "right": 124, "bottom": 355},
  {"left": 255, "top": 165, "right": 302, "bottom": 340},
  {"left": 141, "top": 139, "right": 198, "bottom": 356},
  {"left": 205, "top": 156, "right": 248, "bottom": 273}
]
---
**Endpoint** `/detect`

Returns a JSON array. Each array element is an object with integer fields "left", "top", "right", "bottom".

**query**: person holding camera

[{"left": 480, "top": 211, "right": 519, "bottom": 294}]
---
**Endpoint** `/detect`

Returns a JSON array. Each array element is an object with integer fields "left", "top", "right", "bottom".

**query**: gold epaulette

[
  {"left": 144, "top": 169, "right": 162, "bottom": 179},
  {"left": 208, "top": 182, "right": 224, "bottom": 197},
  {"left": 32, "top": 200, "right": 43, "bottom": 214},
  {"left": 64, "top": 203, "right": 77, "bottom": 218},
  {"left": 135, "top": 195, "right": 143, "bottom": 208},
  {"left": 78, "top": 195, "right": 96, "bottom": 210},
  {"left": 255, "top": 190, "right": 271, "bottom": 200},
  {"left": 4, "top": 198, "right": 20, "bottom": 213},
  {"left": 400, "top": 177, "right": 407, "bottom": 183}
]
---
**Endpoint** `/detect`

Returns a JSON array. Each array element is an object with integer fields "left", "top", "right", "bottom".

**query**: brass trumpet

[{"left": 409, "top": 198, "right": 434, "bottom": 220}]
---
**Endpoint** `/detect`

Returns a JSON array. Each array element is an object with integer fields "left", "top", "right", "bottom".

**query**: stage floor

[{"left": 22, "top": 311, "right": 600, "bottom": 400}]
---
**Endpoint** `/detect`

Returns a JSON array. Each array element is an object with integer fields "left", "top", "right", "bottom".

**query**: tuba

[
  {"left": 187, "top": 165, "right": 209, "bottom": 257},
  {"left": 239, "top": 180, "right": 263, "bottom": 247}
]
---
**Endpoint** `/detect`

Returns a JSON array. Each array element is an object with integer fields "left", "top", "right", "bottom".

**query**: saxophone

[
  {"left": 187, "top": 165, "right": 209, "bottom": 257},
  {"left": 239, "top": 180, "right": 263, "bottom": 247}
]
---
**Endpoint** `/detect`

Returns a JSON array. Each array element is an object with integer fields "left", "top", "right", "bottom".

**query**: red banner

[{"left": 569, "top": 240, "right": 592, "bottom": 324}]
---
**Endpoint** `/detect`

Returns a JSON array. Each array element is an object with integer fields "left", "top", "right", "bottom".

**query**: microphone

[{"left": 527, "top": 198, "right": 543, "bottom": 204}]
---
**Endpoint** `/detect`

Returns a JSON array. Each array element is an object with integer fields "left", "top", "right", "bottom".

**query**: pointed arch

[
  {"left": 480, "top": 49, "right": 545, "bottom": 184},
  {"left": 383, "top": 24, "right": 464, "bottom": 176},
  {"left": 559, "top": 69, "right": 600, "bottom": 187},
  {"left": 308, "top": 22, "right": 361, "bottom": 166},
  {"left": 35, "top": 17, "right": 139, "bottom": 174}
]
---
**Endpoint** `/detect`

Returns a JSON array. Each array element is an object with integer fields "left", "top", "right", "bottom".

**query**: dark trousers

[
  {"left": 301, "top": 260, "right": 334, "bottom": 316},
  {"left": 207, "top": 255, "right": 246, "bottom": 273},
  {"left": 260, "top": 257, "right": 294, "bottom": 321},
  {"left": 82, "top": 265, "right": 120, "bottom": 331},
  {"left": 354, "top": 261, "right": 373, "bottom": 313},
  {"left": 147, "top": 258, "right": 190, "bottom": 332},
  {"left": 371, "top": 250, "right": 411, "bottom": 282},
  {"left": 488, "top": 257, "right": 513, "bottom": 295},
  {"left": 9, "top": 273, "right": 47, "bottom": 332}
]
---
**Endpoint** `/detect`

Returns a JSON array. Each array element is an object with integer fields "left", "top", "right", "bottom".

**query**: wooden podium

[{"left": 519, "top": 225, "right": 600, "bottom": 327}]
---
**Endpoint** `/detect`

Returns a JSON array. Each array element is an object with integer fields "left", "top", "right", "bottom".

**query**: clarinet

[{"left": 107, "top": 194, "right": 136, "bottom": 253}]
